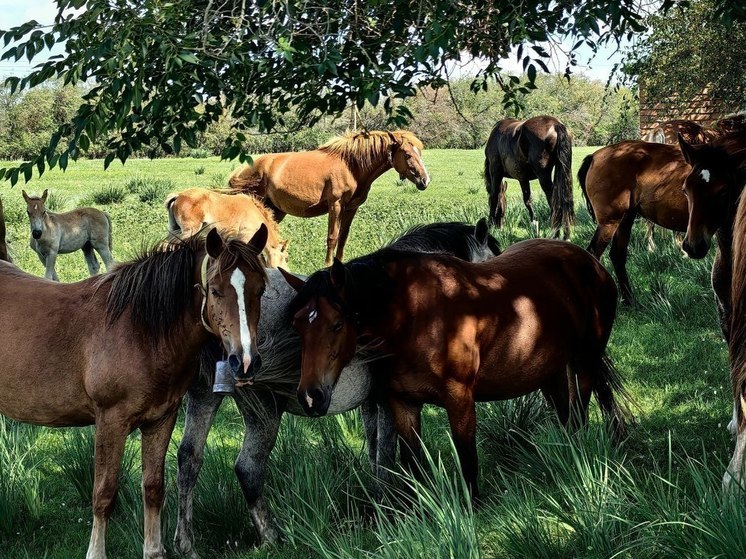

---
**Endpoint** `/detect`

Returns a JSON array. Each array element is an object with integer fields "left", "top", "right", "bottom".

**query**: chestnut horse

[
  {"left": 165, "top": 187, "right": 289, "bottom": 268},
  {"left": 229, "top": 130, "right": 430, "bottom": 266},
  {"left": 724, "top": 182, "right": 746, "bottom": 492},
  {"left": 285, "top": 239, "right": 630, "bottom": 498},
  {"left": 0, "top": 226, "right": 267, "bottom": 559},
  {"left": 643, "top": 119, "right": 718, "bottom": 145},
  {"left": 484, "top": 115, "right": 574, "bottom": 239},
  {"left": 677, "top": 131, "right": 746, "bottom": 343},
  {"left": 579, "top": 141, "right": 692, "bottom": 304}
]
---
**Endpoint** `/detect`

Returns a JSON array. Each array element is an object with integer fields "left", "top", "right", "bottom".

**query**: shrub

[
  {"left": 194, "top": 165, "right": 206, "bottom": 175},
  {"left": 90, "top": 185, "right": 127, "bottom": 204},
  {"left": 124, "top": 175, "right": 149, "bottom": 194},
  {"left": 190, "top": 148, "right": 210, "bottom": 159},
  {"left": 44, "top": 191, "right": 70, "bottom": 211},
  {"left": 139, "top": 179, "right": 174, "bottom": 204}
]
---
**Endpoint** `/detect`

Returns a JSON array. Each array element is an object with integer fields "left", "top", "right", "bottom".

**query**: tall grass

[{"left": 0, "top": 417, "right": 43, "bottom": 535}]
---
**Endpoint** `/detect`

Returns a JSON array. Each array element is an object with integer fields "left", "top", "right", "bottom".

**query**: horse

[
  {"left": 642, "top": 119, "right": 719, "bottom": 249},
  {"left": 228, "top": 130, "right": 430, "bottom": 266},
  {"left": 724, "top": 183, "right": 746, "bottom": 492},
  {"left": 677, "top": 131, "right": 746, "bottom": 343},
  {"left": 165, "top": 187, "right": 290, "bottom": 268},
  {"left": 22, "top": 189, "right": 115, "bottom": 281},
  {"left": 715, "top": 112, "right": 746, "bottom": 135},
  {"left": 0, "top": 225, "right": 268, "bottom": 559},
  {"left": 0, "top": 195, "right": 10, "bottom": 262},
  {"left": 484, "top": 115, "right": 574, "bottom": 239},
  {"left": 173, "top": 219, "right": 499, "bottom": 556},
  {"left": 578, "top": 141, "right": 692, "bottom": 305},
  {"left": 285, "top": 239, "right": 630, "bottom": 499}
]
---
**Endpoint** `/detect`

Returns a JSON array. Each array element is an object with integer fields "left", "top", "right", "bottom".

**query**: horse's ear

[
  {"left": 387, "top": 131, "right": 400, "bottom": 146},
  {"left": 678, "top": 133, "right": 697, "bottom": 164},
  {"left": 22, "top": 190, "right": 30, "bottom": 204},
  {"left": 475, "top": 217, "right": 489, "bottom": 245},
  {"left": 279, "top": 267, "right": 305, "bottom": 292},
  {"left": 330, "top": 257, "right": 346, "bottom": 289},
  {"left": 248, "top": 223, "right": 268, "bottom": 254},
  {"left": 205, "top": 228, "right": 225, "bottom": 258},
  {"left": 41, "top": 189, "right": 48, "bottom": 203}
]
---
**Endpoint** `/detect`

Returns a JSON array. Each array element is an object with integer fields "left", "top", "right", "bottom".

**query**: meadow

[{"left": 0, "top": 147, "right": 741, "bottom": 558}]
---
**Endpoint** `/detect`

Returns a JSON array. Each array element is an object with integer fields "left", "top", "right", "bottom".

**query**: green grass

[{"left": 0, "top": 148, "right": 737, "bottom": 557}]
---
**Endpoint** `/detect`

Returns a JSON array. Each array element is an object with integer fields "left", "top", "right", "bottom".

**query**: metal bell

[{"left": 212, "top": 360, "right": 235, "bottom": 394}]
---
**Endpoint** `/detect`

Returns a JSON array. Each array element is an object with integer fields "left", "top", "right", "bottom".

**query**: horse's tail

[
  {"left": 165, "top": 193, "right": 180, "bottom": 233},
  {"left": 551, "top": 122, "right": 574, "bottom": 238},
  {"left": 228, "top": 165, "right": 262, "bottom": 194},
  {"left": 483, "top": 154, "right": 491, "bottom": 193},
  {"left": 577, "top": 154, "right": 596, "bottom": 223},
  {"left": 104, "top": 211, "right": 113, "bottom": 252},
  {"left": 593, "top": 354, "right": 634, "bottom": 442}
]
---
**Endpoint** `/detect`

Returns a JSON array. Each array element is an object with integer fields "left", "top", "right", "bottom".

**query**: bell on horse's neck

[{"left": 213, "top": 360, "right": 235, "bottom": 394}]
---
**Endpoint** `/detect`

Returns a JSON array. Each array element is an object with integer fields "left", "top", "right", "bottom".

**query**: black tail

[
  {"left": 483, "top": 155, "right": 491, "bottom": 194},
  {"left": 593, "top": 354, "right": 635, "bottom": 441},
  {"left": 577, "top": 154, "right": 596, "bottom": 223},
  {"left": 551, "top": 123, "right": 574, "bottom": 239}
]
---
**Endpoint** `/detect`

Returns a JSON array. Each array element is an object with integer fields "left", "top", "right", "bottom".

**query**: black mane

[
  {"left": 102, "top": 233, "right": 265, "bottom": 343},
  {"left": 289, "top": 220, "right": 495, "bottom": 322}
]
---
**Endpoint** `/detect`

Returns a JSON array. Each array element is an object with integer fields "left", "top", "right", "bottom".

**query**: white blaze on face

[
  {"left": 701, "top": 169, "right": 711, "bottom": 183},
  {"left": 308, "top": 309, "right": 318, "bottom": 323},
  {"left": 305, "top": 393, "right": 314, "bottom": 409},
  {"left": 230, "top": 268, "right": 252, "bottom": 371}
]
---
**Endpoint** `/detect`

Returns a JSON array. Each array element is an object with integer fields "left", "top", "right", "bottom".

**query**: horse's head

[
  {"left": 201, "top": 226, "right": 268, "bottom": 384},
  {"left": 678, "top": 134, "right": 732, "bottom": 258},
  {"left": 22, "top": 189, "right": 49, "bottom": 240},
  {"left": 470, "top": 218, "right": 501, "bottom": 261},
  {"left": 281, "top": 260, "right": 358, "bottom": 416},
  {"left": 388, "top": 131, "right": 430, "bottom": 190},
  {"left": 262, "top": 239, "right": 290, "bottom": 269}
]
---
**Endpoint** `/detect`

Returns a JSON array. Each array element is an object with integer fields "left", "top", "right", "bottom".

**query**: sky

[{"left": 0, "top": 0, "right": 628, "bottom": 83}]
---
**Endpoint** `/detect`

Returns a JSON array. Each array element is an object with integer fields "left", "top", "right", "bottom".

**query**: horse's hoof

[{"left": 143, "top": 548, "right": 167, "bottom": 559}]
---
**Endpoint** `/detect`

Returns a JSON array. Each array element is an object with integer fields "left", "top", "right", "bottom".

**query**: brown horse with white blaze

[
  {"left": 229, "top": 130, "right": 430, "bottom": 266},
  {"left": 0, "top": 226, "right": 267, "bottom": 559},
  {"left": 283, "top": 240, "right": 630, "bottom": 498},
  {"left": 579, "top": 141, "right": 692, "bottom": 304},
  {"left": 484, "top": 115, "right": 574, "bottom": 239}
]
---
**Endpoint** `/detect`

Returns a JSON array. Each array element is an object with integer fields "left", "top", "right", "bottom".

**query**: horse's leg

[
  {"left": 646, "top": 222, "right": 657, "bottom": 252},
  {"left": 567, "top": 366, "right": 594, "bottom": 432},
  {"left": 44, "top": 249, "right": 59, "bottom": 281},
  {"left": 541, "top": 372, "right": 571, "bottom": 427},
  {"left": 324, "top": 200, "right": 342, "bottom": 267},
  {"left": 361, "top": 398, "right": 379, "bottom": 478},
  {"left": 86, "top": 415, "right": 129, "bottom": 559},
  {"left": 141, "top": 411, "right": 178, "bottom": 559},
  {"left": 175, "top": 385, "right": 224, "bottom": 559},
  {"left": 712, "top": 246, "right": 732, "bottom": 343},
  {"left": 609, "top": 212, "right": 636, "bottom": 305},
  {"left": 335, "top": 206, "right": 360, "bottom": 261},
  {"left": 234, "top": 392, "right": 285, "bottom": 545},
  {"left": 361, "top": 398, "right": 396, "bottom": 497},
  {"left": 537, "top": 171, "right": 554, "bottom": 235},
  {"left": 83, "top": 243, "right": 101, "bottom": 276},
  {"left": 724, "top": 398, "right": 746, "bottom": 493},
  {"left": 389, "top": 397, "right": 423, "bottom": 479},
  {"left": 443, "top": 385, "right": 479, "bottom": 500},
  {"left": 587, "top": 218, "right": 621, "bottom": 260},
  {"left": 95, "top": 242, "right": 116, "bottom": 272},
  {"left": 487, "top": 171, "right": 506, "bottom": 228},
  {"left": 519, "top": 179, "right": 538, "bottom": 235}
]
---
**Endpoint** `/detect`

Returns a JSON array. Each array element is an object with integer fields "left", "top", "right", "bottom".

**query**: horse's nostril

[{"left": 228, "top": 354, "right": 241, "bottom": 374}]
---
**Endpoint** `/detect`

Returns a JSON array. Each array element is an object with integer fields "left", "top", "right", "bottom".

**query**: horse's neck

[
  {"left": 352, "top": 156, "right": 391, "bottom": 189},
  {"left": 718, "top": 184, "right": 746, "bottom": 255}
]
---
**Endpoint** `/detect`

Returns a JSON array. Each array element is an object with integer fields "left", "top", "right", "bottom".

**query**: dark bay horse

[
  {"left": 484, "top": 115, "right": 574, "bottom": 239},
  {"left": 285, "top": 239, "right": 630, "bottom": 498},
  {"left": 579, "top": 141, "right": 692, "bottom": 304},
  {"left": 677, "top": 131, "right": 746, "bottom": 342},
  {"left": 174, "top": 220, "right": 499, "bottom": 555},
  {"left": 229, "top": 130, "right": 430, "bottom": 266},
  {"left": 0, "top": 226, "right": 267, "bottom": 559},
  {"left": 724, "top": 183, "right": 746, "bottom": 491}
]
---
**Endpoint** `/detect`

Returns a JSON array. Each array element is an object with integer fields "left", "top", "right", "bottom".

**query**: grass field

[{"left": 0, "top": 148, "right": 740, "bottom": 558}]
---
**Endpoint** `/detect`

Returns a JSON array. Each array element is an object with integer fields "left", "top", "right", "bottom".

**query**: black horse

[{"left": 484, "top": 115, "right": 574, "bottom": 239}]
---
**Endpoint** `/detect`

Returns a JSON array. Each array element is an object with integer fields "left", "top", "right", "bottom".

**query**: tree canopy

[
  {"left": 1, "top": 0, "right": 744, "bottom": 184},
  {"left": 624, "top": 0, "right": 746, "bottom": 115}
]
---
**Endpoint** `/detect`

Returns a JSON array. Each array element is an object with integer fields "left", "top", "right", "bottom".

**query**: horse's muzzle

[
  {"left": 31, "top": 230, "right": 42, "bottom": 239},
  {"left": 682, "top": 237, "right": 710, "bottom": 259},
  {"left": 298, "top": 385, "right": 332, "bottom": 416},
  {"left": 228, "top": 351, "right": 262, "bottom": 384}
]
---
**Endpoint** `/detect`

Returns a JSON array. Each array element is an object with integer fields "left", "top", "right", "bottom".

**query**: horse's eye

[
  {"left": 333, "top": 320, "right": 343, "bottom": 332},
  {"left": 210, "top": 288, "right": 223, "bottom": 298}
]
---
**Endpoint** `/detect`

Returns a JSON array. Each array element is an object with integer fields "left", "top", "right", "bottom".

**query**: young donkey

[{"left": 23, "top": 189, "right": 115, "bottom": 280}]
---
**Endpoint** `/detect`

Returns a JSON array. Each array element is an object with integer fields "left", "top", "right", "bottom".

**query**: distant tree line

[{"left": 0, "top": 76, "right": 638, "bottom": 161}]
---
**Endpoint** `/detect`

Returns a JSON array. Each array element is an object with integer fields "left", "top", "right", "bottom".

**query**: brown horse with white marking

[
  {"left": 0, "top": 226, "right": 267, "bottom": 559},
  {"left": 165, "top": 187, "right": 289, "bottom": 268},
  {"left": 579, "top": 141, "right": 692, "bottom": 304},
  {"left": 229, "top": 130, "right": 430, "bottom": 266},
  {"left": 677, "top": 130, "right": 746, "bottom": 342},
  {"left": 283, "top": 240, "right": 630, "bottom": 498}
]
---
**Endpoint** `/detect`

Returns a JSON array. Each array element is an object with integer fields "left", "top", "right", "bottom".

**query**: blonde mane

[{"left": 318, "top": 130, "right": 424, "bottom": 169}]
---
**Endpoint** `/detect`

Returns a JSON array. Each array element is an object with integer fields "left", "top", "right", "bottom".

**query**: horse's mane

[
  {"left": 101, "top": 233, "right": 265, "bottom": 343},
  {"left": 245, "top": 194, "right": 284, "bottom": 246},
  {"left": 288, "top": 221, "right": 485, "bottom": 323},
  {"left": 318, "top": 130, "right": 424, "bottom": 169},
  {"left": 692, "top": 131, "right": 746, "bottom": 177}
]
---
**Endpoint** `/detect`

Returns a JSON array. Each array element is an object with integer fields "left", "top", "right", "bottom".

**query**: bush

[
  {"left": 194, "top": 165, "right": 206, "bottom": 175},
  {"left": 189, "top": 148, "right": 210, "bottom": 159},
  {"left": 139, "top": 179, "right": 174, "bottom": 204},
  {"left": 44, "top": 191, "right": 70, "bottom": 211},
  {"left": 90, "top": 185, "right": 127, "bottom": 204},
  {"left": 124, "top": 175, "right": 149, "bottom": 194}
]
